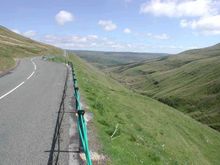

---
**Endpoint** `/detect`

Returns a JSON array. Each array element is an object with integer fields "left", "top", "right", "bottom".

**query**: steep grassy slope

[
  {"left": 68, "top": 53, "right": 220, "bottom": 165},
  {"left": 110, "top": 43, "right": 220, "bottom": 131},
  {"left": 0, "top": 25, "right": 62, "bottom": 71},
  {"left": 72, "top": 50, "right": 167, "bottom": 69}
]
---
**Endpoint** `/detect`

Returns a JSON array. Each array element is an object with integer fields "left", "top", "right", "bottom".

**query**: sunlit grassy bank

[{"left": 67, "top": 54, "right": 220, "bottom": 165}]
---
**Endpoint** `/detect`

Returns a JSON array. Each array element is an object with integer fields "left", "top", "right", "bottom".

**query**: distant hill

[
  {"left": 0, "top": 25, "right": 62, "bottom": 72},
  {"left": 71, "top": 50, "right": 167, "bottom": 69},
  {"left": 110, "top": 43, "right": 220, "bottom": 131}
]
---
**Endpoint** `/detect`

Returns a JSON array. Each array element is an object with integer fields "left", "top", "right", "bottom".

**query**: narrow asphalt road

[{"left": 0, "top": 57, "right": 79, "bottom": 164}]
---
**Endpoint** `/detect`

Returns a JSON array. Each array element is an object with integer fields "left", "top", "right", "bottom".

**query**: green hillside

[
  {"left": 110, "top": 43, "right": 220, "bottom": 131},
  {"left": 0, "top": 25, "right": 62, "bottom": 72},
  {"left": 67, "top": 53, "right": 220, "bottom": 165},
  {"left": 72, "top": 50, "right": 167, "bottom": 69}
]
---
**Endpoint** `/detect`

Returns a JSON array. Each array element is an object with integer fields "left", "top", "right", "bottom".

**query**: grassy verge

[
  {"left": 68, "top": 54, "right": 220, "bottom": 165},
  {"left": 45, "top": 55, "right": 66, "bottom": 63},
  {"left": 0, "top": 54, "right": 15, "bottom": 72}
]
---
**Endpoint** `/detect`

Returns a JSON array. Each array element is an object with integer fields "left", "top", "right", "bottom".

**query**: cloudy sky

[{"left": 1, "top": 0, "right": 220, "bottom": 53}]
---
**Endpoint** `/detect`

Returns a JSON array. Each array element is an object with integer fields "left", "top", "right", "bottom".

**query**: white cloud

[
  {"left": 123, "top": 28, "right": 131, "bottom": 34},
  {"left": 11, "top": 29, "right": 21, "bottom": 34},
  {"left": 146, "top": 32, "right": 170, "bottom": 40},
  {"left": 11, "top": 29, "right": 36, "bottom": 38},
  {"left": 180, "top": 19, "right": 188, "bottom": 28},
  {"left": 87, "top": 35, "right": 98, "bottom": 40},
  {"left": 55, "top": 10, "right": 74, "bottom": 25},
  {"left": 41, "top": 34, "right": 131, "bottom": 50},
  {"left": 140, "top": 0, "right": 220, "bottom": 35},
  {"left": 123, "top": 29, "right": 169, "bottom": 40},
  {"left": 40, "top": 34, "right": 181, "bottom": 52},
  {"left": 180, "top": 15, "right": 220, "bottom": 35},
  {"left": 98, "top": 20, "right": 117, "bottom": 31},
  {"left": 23, "top": 30, "right": 36, "bottom": 38},
  {"left": 140, "top": 0, "right": 218, "bottom": 17},
  {"left": 154, "top": 33, "right": 170, "bottom": 40},
  {"left": 43, "top": 34, "right": 100, "bottom": 48}
]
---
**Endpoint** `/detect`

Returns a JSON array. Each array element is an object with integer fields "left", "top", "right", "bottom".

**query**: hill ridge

[
  {"left": 109, "top": 43, "right": 220, "bottom": 131},
  {"left": 0, "top": 25, "right": 62, "bottom": 71}
]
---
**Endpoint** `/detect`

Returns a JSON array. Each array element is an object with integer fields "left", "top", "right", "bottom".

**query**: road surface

[{"left": 0, "top": 57, "right": 79, "bottom": 164}]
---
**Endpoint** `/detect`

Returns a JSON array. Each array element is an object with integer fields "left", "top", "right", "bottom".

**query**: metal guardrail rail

[{"left": 68, "top": 61, "right": 92, "bottom": 165}]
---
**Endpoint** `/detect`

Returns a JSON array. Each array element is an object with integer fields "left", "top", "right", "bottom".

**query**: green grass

[
  {"left": 67, "top": 53, "right": 220, "bottom": 165},
  {"left": 45, "top": 55, "right": 66, "bottom": 63},
  {"left": 109, "top": 43, "right": 220, "bottom": 131},
  {"left": 0, "top": 25, "right": 62, "bottom": 72},
  {"left": 0, "top": 55, "right": 15, "bottom": 72}
]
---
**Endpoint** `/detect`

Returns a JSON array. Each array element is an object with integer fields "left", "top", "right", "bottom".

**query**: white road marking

[
  {"left": 0, "top": 81, "right": 25, "bottom": 100},
  {"left": 0, "top": 58, "right": 37, "bottom": 100},
  {"left": 27, "top": 71, "right": 35, "bottom": 80},
  {"left": 31, "top": 58, "right": 37, "bottom": 70},
  {"left": 34, "top": 63, "right": 37, "bottom": 70}
]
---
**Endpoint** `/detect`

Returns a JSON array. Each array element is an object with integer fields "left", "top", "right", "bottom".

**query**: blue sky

[{"left": 1, "top": 0, "right": 220, "bottom": 53}]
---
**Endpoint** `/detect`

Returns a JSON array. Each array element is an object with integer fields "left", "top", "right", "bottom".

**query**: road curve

[{"left": 0, "top": 57, "right": 75, "bottom": 164}]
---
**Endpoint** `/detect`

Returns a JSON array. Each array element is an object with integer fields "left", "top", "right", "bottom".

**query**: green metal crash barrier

[{"left": 68, "top": 62, "right": 92, "bottom": 165}]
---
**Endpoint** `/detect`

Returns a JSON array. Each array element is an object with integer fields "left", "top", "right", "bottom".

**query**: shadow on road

[
  {"left": 45, "top": 68, "right": 72, "bottom": 165},
  {"left": 45, "top": 70, "right": 68, "bottom": 165}
]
